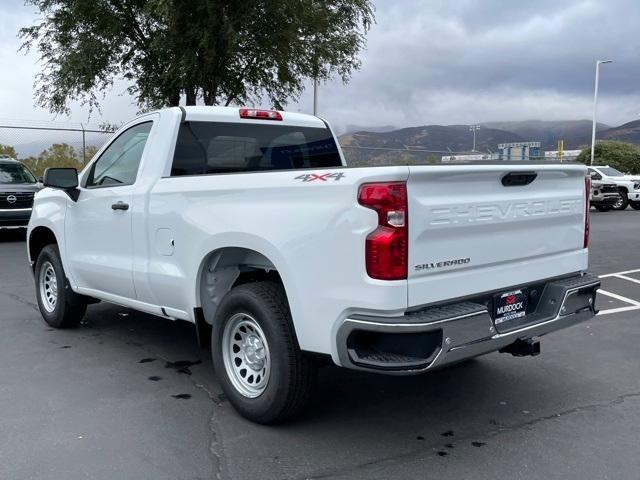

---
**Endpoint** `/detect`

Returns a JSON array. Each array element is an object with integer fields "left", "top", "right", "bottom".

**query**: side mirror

[
  {"left": 38, "top": 176, "right": 44, "bottom": 184},
  {"left": 43, "top": 168, "right": 79, "bottom": 201},
  {"left": 589, "top": 172, "right": 602, "bottom": 180}
]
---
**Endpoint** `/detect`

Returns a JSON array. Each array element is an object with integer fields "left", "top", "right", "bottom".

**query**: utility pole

[
  {"left": 469, "top": 125, "right": 480, "bottom": 152},
  {"left": 313, "top": 78, "right": 318, "bottom": 116},
  {"left": 81, "top": 123, "right": 86, "bottom": 165},
  {"left": 590, "top": 60, "right": 612, "bottom": 165},
  {"left": 558, "top": 139, "right": 564, "bottom": 162}
]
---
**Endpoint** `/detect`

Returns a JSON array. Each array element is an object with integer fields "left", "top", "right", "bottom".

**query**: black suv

[{"left": 0, "top": 158, "right": 42, "bottom": 229}]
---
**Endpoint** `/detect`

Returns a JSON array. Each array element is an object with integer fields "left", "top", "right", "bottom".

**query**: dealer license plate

[{"left": 493, "top": 289, "right": 527, "bottom": 325}]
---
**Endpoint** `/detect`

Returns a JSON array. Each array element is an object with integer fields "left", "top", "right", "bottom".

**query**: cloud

[
  {"left": 0, "top": 1, "right": 138, "bottom": 126},
  {"left": 294, "top": 0, "right": 640, "bottom": 131},
  {"left": 1, "top": 0, "right": 638, "bottom": 131}
]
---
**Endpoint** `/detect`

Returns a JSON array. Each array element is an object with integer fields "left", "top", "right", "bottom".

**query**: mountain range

[{"left": 338, "top": 119, "right": 640, "bottom": 165}]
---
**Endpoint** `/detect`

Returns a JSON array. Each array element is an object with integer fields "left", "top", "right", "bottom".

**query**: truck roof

[
  {"left": 0, "top": 157, "right": 19, "bottom": 164},
  {"left": 178, "top": 106, "right": 327, "bottom": 129}
]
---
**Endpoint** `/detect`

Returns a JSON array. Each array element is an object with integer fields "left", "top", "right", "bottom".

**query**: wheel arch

[
  {"left": 28, "top": 226, "right": 59, "bottom": 270},
  {"left": 195, "top": 247, "right": 291, "bottom": 328}
]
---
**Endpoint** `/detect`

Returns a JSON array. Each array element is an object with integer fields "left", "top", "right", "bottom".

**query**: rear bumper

[
  {"left": 336, "top": 272, "right": 600, "bottom": 374},
  {"left": 0, "top": 208, "right": 31, "bottom": 228}
]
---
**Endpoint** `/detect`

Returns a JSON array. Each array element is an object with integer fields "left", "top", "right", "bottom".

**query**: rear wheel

[
  {"left": 630, "top": 201, "right": 640, "bottom": 211},
  {"left": 595, "top": 205, "right": 612, "bottom": 212},
  {"left": 212, "top": 282, "right": 316, "bottom": 424},
  {"left": 613, "top": 191, "right": 629, "bottom": 210},
  {"left": 35, "top": 245, "right": 87, "bottom": 328}
]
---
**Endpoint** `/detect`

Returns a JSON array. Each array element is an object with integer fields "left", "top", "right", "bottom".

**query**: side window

[{"left": 86, "top": 122, "right": 152, "bottom": 187}]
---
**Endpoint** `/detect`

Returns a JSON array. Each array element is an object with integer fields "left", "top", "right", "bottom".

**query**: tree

[
  {"left": 19, "top": 0, "right": 375, "bottom": 114},
  {"left": 0, "top": 144, "right": 18, "bottom": 159},
  {"left": 21, "top": 143, "right": 81, "bottom": 177},
  {"left": 576, "top": 141, "right": 640, "bottom": 174},
  {"left": 83, "top": 145, "right": 99, "bottom": 166}
]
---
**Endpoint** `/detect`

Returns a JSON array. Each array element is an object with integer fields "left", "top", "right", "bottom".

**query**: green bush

[{"left": 576, "top": 141, "right": 640, "bottom": 174}]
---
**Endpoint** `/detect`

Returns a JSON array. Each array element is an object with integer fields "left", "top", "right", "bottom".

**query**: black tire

[
  {"left": 614, "top": 190, "right": 629, "bottom": 210},
  {"left": 595, "top": 205, "right": 612, "bottom": 212},
  {"left": 211, "top": 282, "right": 316, "bottom": 424},
  {"left": 34, "top": 244, "right": 87, "bottom": 328},
  {"left": 630, "top": 202, "right": 640, "bottom": 211}
]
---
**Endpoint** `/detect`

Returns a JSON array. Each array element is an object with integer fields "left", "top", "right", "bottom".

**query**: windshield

[
  {"left": 599, "top": 167, "right": 624, "bottom": 177},
  {"left": 0, "top": 163, "right": 37, "bottom": 184}
]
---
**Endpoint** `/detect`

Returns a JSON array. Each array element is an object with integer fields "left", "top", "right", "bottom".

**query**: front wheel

[
  {"left": 35, "top": 245, "right": 87, "bottom": 328},
  {"left": 614, "top": 191, "right": 629, "bottom": 210},
  {"left": 630, "top": 201, "right": 640, "bottom": 211},
  {"left": 212, "top": 282, "right": 316, "bottom": 424}
]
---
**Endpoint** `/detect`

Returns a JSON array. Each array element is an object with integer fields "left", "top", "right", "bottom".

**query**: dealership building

[{"left": 497, "top": 142, "right": 542, "bottom": 161}]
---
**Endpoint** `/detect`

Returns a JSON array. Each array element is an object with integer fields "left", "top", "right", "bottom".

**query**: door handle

[
  {"left": 501, "top": 171, "right": 537, "bottom": 187},
  {"left": 111, "top": 201, "right": 129, "bottom": 211}
]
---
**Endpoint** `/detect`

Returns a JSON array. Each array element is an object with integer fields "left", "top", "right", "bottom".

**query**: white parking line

[
  {"left": 596, "top": 269, "right": 640, "bottom": 315},
  {"left": 597, "top": 289, "right": 640, "bottom": 306},
  {"left": 599, "top": 268, "right": 640, "bottom": 278},
  {"left": 598, "top": 305, "right": 640, "bottom": 316},
  {"left": 612, "top": 274, "right": 640, "bottom": 286}
]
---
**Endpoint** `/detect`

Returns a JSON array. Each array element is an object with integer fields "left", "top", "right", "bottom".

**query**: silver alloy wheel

[
  {"left": 614, "top": 196, "right": 623, "bottom": 209},
  {"left": 39, "top": 261, "right": 58, "bottom": 313},
  {"left": 613, "top": 195, "right": 622, "bottom": 210},
  {"left": 222, "top": 313, "right": 271, "bottom": 398}
]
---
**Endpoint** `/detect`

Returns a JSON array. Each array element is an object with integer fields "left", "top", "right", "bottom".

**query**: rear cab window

[{"left": 170, "top": 122, "right": 343, "bottom": 176}]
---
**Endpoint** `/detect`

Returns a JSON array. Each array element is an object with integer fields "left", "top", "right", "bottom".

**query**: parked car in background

[
  {"left": 590, "top": 180, "right": 620, "bottom": 212},
  {"left": 0, "top": 157, "right": 42, "bottom": 229},
  {"left": 28, "top": 106, "right": 600, "bottom": 423},
  {"left": 588, "top": 166, "right": 640, "bottom": 210}
]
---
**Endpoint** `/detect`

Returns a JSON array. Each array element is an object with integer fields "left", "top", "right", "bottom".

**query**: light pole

[
  {"left": 313, "top": 78, "right": 318, "bottom": 116},
  {"left": 590, "top": 60, "right": 612, "bottom": 165},
  {"left": 469, "top": 125, "right": 480, "bottom": 152}
]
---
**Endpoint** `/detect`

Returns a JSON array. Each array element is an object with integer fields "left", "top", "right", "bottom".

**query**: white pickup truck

[
  {"left": 28, "top": 106, "right": 600, "bottom": 423},
  {"left": 588, "top": 165, "right": 640, "bottom": 210}
]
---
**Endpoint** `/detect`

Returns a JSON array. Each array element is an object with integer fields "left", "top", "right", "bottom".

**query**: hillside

[
  {"left": 599, "top": 120, "right": 640, "bottom": 144},
  {"left": 482, "top": 120, "right": 611, "bottom": 150},
  {"left": 339, "top": 125, "right": 522, "bottom": 165},
  {"left": 337, "top": 119, "right": 640, "bottom": 166}
]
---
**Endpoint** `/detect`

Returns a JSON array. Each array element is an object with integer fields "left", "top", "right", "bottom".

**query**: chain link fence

[
  {"left": 0, "top": 120, "right": 116, "bottom": 176},
  {"left": 340, "top": 145, "right": 555, "bottom": 166},
  {"left": 0, "top": 119, "right": 554, "bottom": 176}
]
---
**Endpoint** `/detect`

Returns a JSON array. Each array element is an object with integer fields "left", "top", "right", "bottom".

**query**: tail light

[
  {"left": 358, "top": 182, "right": 408, "bottom": 280},
  {"left": 239, "top": 108, "right": 283, "bottom": 121},
  {"left": 584, "top": 175, "right": 591, "bottom": 248}
]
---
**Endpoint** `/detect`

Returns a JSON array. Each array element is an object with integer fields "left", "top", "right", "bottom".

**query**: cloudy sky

[{"left": 1, "top": 0, "right": 639, "bottom": 132}]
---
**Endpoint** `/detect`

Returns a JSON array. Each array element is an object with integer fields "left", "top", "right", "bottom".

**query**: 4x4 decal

[{"left": 294, "top": 172, "right": 345, "bottom": 182}]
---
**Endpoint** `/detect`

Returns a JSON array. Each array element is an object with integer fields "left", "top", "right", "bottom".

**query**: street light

[
  {"left": 590, "top": 60, "right": 613, "bottom": 165},
  {"left": 313, "top": 78, "right": 318, "bottom": 116},
  {"left": 469, "top": 125, "right": 480, "bottom": 152}
]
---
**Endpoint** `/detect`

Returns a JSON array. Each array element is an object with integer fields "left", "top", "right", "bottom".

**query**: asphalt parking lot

[{"left": 1, "top": 210, "right": 639, "bottom": 480}]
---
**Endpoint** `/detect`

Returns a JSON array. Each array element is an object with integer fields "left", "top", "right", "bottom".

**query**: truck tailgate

[{"left": 406, "top": 164, "right": 588, "bottom": 307}]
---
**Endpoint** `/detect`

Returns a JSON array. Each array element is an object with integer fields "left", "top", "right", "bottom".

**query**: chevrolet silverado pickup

[
  {"left": 588, "top": 165, "right": 640, "bottom": 210},
  {"left": 27, "top": 106, "right": 600, "bottom": 423},
  {"left": 590, "top": 180, "right": 620, "bottom": 212}
]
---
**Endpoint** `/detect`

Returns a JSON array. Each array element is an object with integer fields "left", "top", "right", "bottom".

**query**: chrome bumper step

[{"left": 337, "top": 273, "right": 600, "bottom": 374}]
